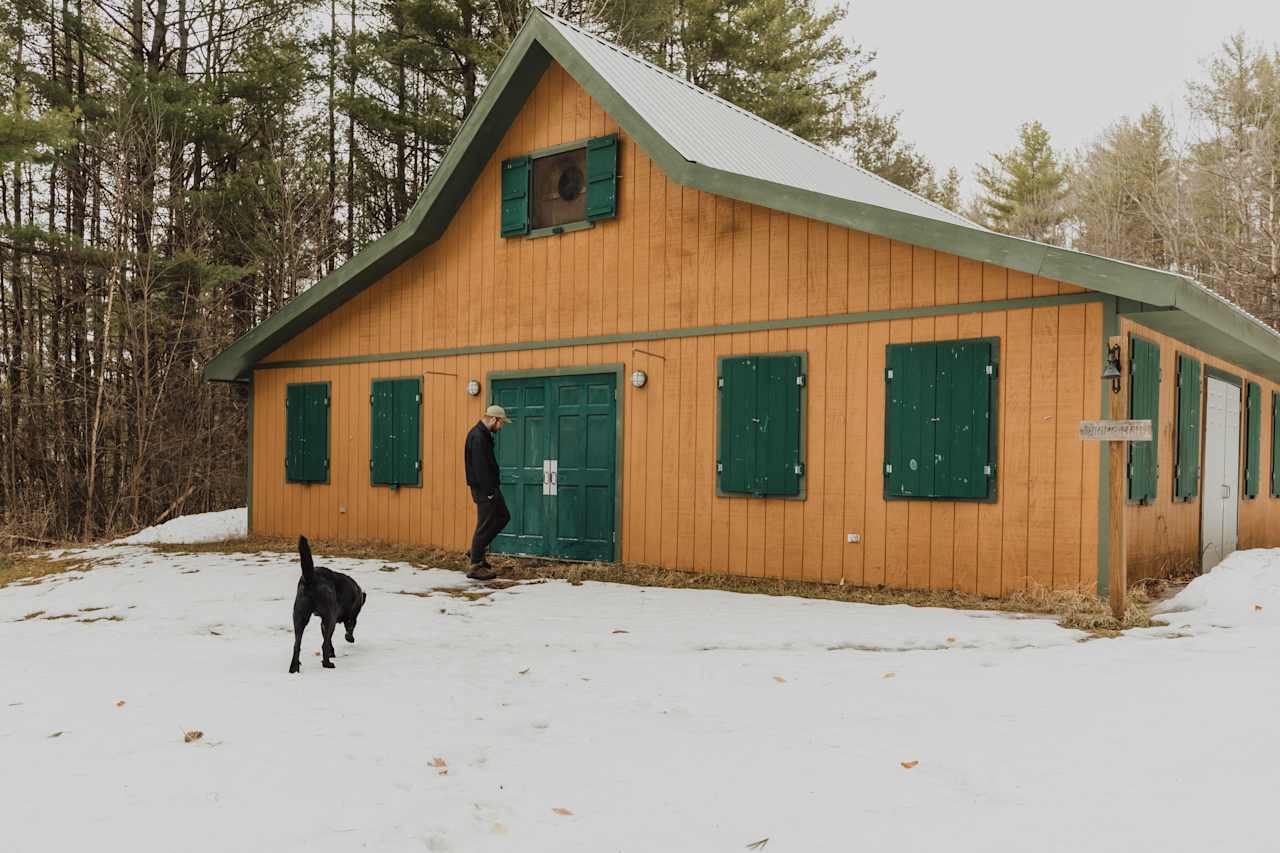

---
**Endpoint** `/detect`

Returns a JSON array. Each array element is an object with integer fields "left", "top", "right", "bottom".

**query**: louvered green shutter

[
  {"left": 1127, "top": 337, "right": 1160, "bottom": 503},
  {"left": 371, "top": 378, "right": 421, "bottom": 487},
  {"left": 584, "top": 134, "right": 618, "bottom": 222},
  {"left": 500, "top": 155, "right": 530, "bottom": 237},
  {"left": 1271, "top": 392, "right": 1280, "bottom": 498},
  {"left": 1245, "top": 381, "right": 1261, "bottom": 498},
  {"left": 885, "top": 344, "right": 937, "bottom": 498},
  {"left": 717, "top": 355, "right": 805, "bottom": 497},
  {"left": 1174, "top": 355, "right": 1201, "bottom": 501},
  {"left": 286, "top": 383, "right": 329, "bottom": 484},
  {"left": 935, "top": 340, "right": 995, "bottom": 499},
  {"left": 757, "top": 356, "right": 804, "bottom": 497}
]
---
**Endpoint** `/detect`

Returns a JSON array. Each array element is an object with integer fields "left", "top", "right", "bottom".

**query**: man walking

[{"left": 464, "top": 404, "right": 512, "bottom": 580}]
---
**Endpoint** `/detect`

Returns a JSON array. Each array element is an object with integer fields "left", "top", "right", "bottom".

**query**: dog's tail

[{"left": 298, "top": 535, "right": 316, "bottom": 585}]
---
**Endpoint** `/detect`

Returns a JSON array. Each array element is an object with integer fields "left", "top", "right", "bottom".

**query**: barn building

[{"left": 206, "top": 10, "right": 1280, "bottom": 600}]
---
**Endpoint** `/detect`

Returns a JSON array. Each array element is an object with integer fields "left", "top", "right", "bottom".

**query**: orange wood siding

[
  {"left": 262, "top": 64, "right": 1058, "bottom": 366},
  {"left": 253, "top": 300, "right": 1105, "bottom": 594},
  {"left": 236, "top": 59, "right": 1227, "bottom": 596},
  {"left": 1120, "top": 318, "right": 1280, "bottom": 581}
]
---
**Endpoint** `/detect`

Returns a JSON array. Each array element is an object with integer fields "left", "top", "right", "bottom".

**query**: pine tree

[{"left": 975, "top": 120, "right": 1069, "bottom": 243}]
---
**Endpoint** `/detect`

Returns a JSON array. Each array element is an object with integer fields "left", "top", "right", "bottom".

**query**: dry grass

[
  {"left": 0, "top": 553, "right": 94, "bottom": 590},
  {"left": 152, "top": 535, "right": 1158, "bottom": 633}
]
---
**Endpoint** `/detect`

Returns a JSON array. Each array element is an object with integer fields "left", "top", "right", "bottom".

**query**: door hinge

[
  {"left": 794, "top": 462, "right": 805, "bottom": 476},
  {"left": 716, "top": 462, "right": 723, "bottom": 473},
  {"left": 415, "top": 393, "right": 422, "bottom": 404},
  {"left": 984, "top": 464, "right": 994, "bottom": 477},
  {"left": 717, "top": 376, "right": 724, "bottom": 388},
  {"left": 370, "top": 394, "right": 374, "bottom": 405},
  {"left": 796, "top": 374, "right": 806, "bottom": 387},
  {"left": 884, "top": 463, "right": 893, "bottom": 475},
  {"left": 885, "top": 368, "right": 894, "bottom": 381},
  {"left": 986, "top": 363, "right": 996, "bottom": 377}
]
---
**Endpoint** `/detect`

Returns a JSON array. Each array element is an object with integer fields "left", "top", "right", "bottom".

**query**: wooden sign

[{"left": 1078, "top": 419, "right": 1152, "bottom": 442}]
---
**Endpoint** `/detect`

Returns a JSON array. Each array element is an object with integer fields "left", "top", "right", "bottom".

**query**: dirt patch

[
  {"left": 398, "top": 587, "right": 494, "bottom": 602},
  {"left": 0, "top": 553, "right": 96, "bottom": 589},
  {"left": 152, "top": 536, "right": 1156, "bottom": 632}
]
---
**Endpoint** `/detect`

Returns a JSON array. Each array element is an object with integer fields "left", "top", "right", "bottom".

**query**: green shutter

[
  {"left": 286, "top": 383, "right": 329, "bottom": 484},
  {"left": 500, "top": 155, "right": 530, "bottom": 237},
  {"left": 935, "top": 340, "right": 994, "bottom": 499},
  {"left": 584, "top": 134, "right": 619, "bottom": 222},
  {"left": 1272, "top": 392, "right": 1280, "bottom": 498},
  {"left": 1174, "top": 355, "right": 1201, "bottom": 501},
  {"left": 1127, "top": 336, "right": 1160, "bottom": 503},
  {"left": 1245, "top": 380, "right": 1261, "bottom": 498},
  {"left": 371, "top": 378, "right": 421, "bottom": 487},
  {"left": 717, "top": 354, "right": 805, "bottom": 497},
  {"left": 756, "top": 355, "right": 803, "bottom": 497},
  {"left": 885, "top": 339, "right": 997, "bottom": 501},
  {"left": 885, "top": 344, "right": 937, "bottom": 498}
]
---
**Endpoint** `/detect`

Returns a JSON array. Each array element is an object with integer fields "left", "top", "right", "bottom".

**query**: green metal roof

[{"left": 205, "top": 10, "right": 1280, "bottom": 383}]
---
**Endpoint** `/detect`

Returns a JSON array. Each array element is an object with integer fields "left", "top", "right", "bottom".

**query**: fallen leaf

[
  {"left": 746, "top": 839, "right": 769, "bottom": 850},
  {"left": 552, "top": 807, "right": 573, "bottom": 816},
  {"left": 1254, "top": 604, "right": 1264, "bottom": 612},
  {"left": 773, "top": 676, "right": 786, "bottom": 683},
  {"left": 945, "top": 637, "right": 956, "bottom": 644},
  {"left": 882, "top": 672, "right": 896, "bottom": 679},
  {"left": 901, "top": 760, "right": 919, "bottom": 769},
  {"left": 184, "top": 730, "right": 204, "bottom": 744},
  {"left": 517, "top": 666, "right": 530, "bottom": 675},
  {"left": 48, "top": 731, "right": 64, "bottom": 738},
  {"left": 492, "top": 822, "right": 507, "bottom": 835},
  {"left": 431, "top": 757, "right": 448, "bottom": 776},
  {"left": 115, "top": 700, "right": 126, "bottom": 708},
  {"left": 314, "top": 651, "right": 320, "bottom": 656},
  {"left": 611, "top": 629, "right": 629, "bottom": 634}
]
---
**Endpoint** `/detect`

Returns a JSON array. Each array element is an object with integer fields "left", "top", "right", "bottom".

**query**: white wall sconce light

[
  {"left": 466, "top": 379, "right": 481, "bottom": 396},
  {"left": 630, "top": 369, "right": 648, "bottom": 389}
]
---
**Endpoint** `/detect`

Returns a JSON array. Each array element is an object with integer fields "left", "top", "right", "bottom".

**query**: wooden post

[{"left": 1108, "top": 336, "right": 1128, "bottom": 620}]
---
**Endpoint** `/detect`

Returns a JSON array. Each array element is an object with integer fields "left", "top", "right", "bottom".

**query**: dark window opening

[{"left": 530, "top": 148, "right": 587, "bottom": 229}]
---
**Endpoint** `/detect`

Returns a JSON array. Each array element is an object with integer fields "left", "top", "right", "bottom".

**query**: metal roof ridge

[{"left": 535, "top": 10, "right": 977, "bottom": 229}]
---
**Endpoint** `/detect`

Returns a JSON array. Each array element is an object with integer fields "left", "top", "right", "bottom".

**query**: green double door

[{"left": 490, "top": 372, "right": 618, "bottom": 562}]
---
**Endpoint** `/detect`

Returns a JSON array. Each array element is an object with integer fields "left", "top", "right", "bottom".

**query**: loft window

[
  {"left": 531, "top": 147, "right": 587, "bottom": 228},
  {"left": 501, "top": 134, "right": 618, "bottom": 237}
]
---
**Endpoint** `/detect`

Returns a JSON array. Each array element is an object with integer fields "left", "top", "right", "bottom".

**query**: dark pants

[{"left": 469, "top": 487, "right": 511, "bottom": 565}]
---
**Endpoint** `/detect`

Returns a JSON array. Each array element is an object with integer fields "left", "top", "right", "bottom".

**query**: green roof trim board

[{"left": 205, "top": 10, "right": 1280, "bottom": 383}]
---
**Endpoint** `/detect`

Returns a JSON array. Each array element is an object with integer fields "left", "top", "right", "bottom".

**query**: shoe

[{"left": 466, "top": 563, "right": 498, "bottom": 581}]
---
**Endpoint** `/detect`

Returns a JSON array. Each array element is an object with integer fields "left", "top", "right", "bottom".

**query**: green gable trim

[{"left": 206, "top": 10, "right": 1280, "bottom": 385}]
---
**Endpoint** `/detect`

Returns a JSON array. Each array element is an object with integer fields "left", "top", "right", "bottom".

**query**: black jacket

[{"left": 464, "top": 421, "right": 500, "bottom": 495}]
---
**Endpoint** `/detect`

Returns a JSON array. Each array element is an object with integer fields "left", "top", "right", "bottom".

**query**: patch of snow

[
  {"left": 4, "top": 543, "right": 1280, "bottom": 851},
  {"left": 113, "top": 507, "right": 247, "bottom": 545},
  {"left": 1154, "top": 547, "right": 1280, "bottom": 630}
]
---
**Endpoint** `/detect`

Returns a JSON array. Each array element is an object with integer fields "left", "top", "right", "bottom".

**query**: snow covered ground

[{"left": 4, "top": 521, "right": 1280, "bottom": 852}]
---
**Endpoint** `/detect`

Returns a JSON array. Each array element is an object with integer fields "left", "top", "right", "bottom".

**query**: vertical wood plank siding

[
  {"left": 1119, "top": 317, "right": 1280, "bottom": 582},
  {"left": 250, "top": 62, "right": 1113, "bottom": 593}
]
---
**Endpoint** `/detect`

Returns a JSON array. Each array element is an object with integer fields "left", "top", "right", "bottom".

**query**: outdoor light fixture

[
  {"left": 466, "top": 379, "right": 481, "bottom": 396},
  {"left": 1102, "top": 344, "right": 1122, "bottom": 393},
  {"left": 630, "top": 369, "right": 648, "bottom": 389}
]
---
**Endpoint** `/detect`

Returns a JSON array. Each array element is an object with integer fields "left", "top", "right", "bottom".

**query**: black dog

[{"left": 289, "top": 536, "right": 367, "bottom": 674}]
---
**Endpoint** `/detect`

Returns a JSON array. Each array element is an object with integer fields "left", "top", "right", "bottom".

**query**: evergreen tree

[{"left": 975, "top": 120, "right": 1069, "bottom": 243}]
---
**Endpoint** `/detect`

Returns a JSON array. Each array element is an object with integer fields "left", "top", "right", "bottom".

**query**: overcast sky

[{"left": 837, "top": 0, "right": 1280, "bottom": 192}]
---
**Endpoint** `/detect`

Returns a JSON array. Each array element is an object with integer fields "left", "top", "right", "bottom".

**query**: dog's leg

[
  {"left": 320, "top": 614, "right": 337, "bottom": 668},
  {"left": 344, "top": 618, "right": 356, "bottom": 644},
  {"left": 289, "top": 608, "right": 308, "bottom": 674}
]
